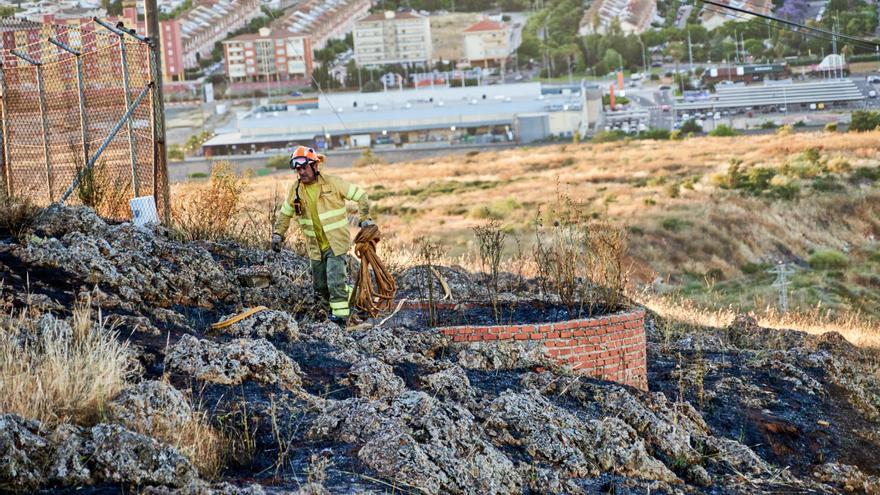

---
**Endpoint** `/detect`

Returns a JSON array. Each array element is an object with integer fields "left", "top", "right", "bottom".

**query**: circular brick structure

[{"left": 410, "top": 303, "right": 648, "bottom": 390}]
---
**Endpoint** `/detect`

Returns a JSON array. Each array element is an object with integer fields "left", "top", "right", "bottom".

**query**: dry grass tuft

[
  {"left": 149, "top": 391, "right": 228, "bottom": 480},
  {"left": 0, "top": 191, "right": 40, "bottom": 242},
  {"left": 0, "top": 299, "right": 136, "bottom": 426},
  {"left": 639, "top": 292, "right": 880, "bottom": 348}
]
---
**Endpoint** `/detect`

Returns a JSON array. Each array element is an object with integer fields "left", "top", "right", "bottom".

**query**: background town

[{"left": 3, "top": 0, "right": 879, "bottom": 178}]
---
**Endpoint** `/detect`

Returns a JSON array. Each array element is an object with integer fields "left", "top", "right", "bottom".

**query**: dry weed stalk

[
  {"left": 417, "top": 239, "right": 445, "bottom": 326},
  {"left": 473, "top": 220, "right": 506, "bottom": 322},
  {"left": 217, "top": 397, "right": 259, "bottom": 469},
  {"left": 0, "top": 298, "right": 135, "bottom": 426}
]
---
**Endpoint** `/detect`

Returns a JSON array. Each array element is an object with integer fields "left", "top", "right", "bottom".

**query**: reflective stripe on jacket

[{"left": 273, "top": 174, "right": 370, "bottom": 261}]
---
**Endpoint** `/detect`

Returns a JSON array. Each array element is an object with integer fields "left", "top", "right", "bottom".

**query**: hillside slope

[
  {"left": 234, "top": 131, "right": 880, "bottom": 318},
  {"left": 1, "top": 206, "right": 879, "bottom": 493}
]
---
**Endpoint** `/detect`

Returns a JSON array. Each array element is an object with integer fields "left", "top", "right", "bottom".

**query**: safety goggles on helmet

[{"left": 290, "top": 156, "right": 315, "bottom": 168}]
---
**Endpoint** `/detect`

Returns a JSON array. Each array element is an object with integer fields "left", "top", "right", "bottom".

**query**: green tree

[{"left": 849, "top": 111, "right": 880, "bottom": 132}]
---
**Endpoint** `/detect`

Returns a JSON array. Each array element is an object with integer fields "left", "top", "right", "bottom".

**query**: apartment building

[
  {"left": 463, "top": 19, "right": 510, "bottom": 67},
  {"left": 699, "top": 0, "right": 771, "bottom": 29},
  {"left": 171, "top": 0, "right": 262, "bottom": 76},
  {"left": 279, "top": 0, "right": 371, "bottom": 51},
  {"left": 222, "top": 26, "right": 313, "bottom": 82},
  {"left": 354, "top": 11, "right": 432, "bottom": 68},
  {"left": 578, "top": 0, "right": 657, "bottom": 35},
  {"left": 6, "top": 0, "right": 260, "bottom": 81}
]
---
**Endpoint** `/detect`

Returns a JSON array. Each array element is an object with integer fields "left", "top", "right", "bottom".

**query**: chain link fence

[{"left": 0, "top": 17, "right": 169, "bottom": 220}]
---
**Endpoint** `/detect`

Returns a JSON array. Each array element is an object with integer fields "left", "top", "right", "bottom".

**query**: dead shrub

[
  {"left": 533, "top": 192, "right": 629, "bottom": 316},
  {"left": 172, "top": 162, "right": 249, "bottom": 241}
]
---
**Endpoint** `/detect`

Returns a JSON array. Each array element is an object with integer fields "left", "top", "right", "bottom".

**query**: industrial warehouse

[{"left": 200, "top": 82, "right": 603, "bottom": 156}]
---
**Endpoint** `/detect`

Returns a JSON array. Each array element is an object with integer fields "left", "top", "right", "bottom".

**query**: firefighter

[{"left": 271, "top": 146, "right": 372, "bottom": 326}]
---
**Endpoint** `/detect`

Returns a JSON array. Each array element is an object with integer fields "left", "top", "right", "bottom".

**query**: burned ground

[{"left": 1, "top": 206, "right": 879, "bottom": 494}]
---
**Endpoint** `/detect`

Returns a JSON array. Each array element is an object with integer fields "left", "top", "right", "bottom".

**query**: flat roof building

[{"left": 202, "top": 83, "right": 592, "bottom": 155}]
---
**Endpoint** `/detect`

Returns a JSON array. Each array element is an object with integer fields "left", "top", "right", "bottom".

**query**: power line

[
  {"left": 701, "top": 5, "right": 878, "bottom": 52},
  {"left": 696, "top": 0, "right": 880, "bottom": 50}
]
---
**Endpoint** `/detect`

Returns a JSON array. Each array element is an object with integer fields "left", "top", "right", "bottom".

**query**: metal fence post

[
  {"left": 118, "top": 35, "right": 139, "bottom": 197},
  {"left": 0, "top": 60, "right": 10, "bottom": 197},
  {"left": 48, "top": 37, "right": 89, "bottom": 175},
  {"left": 12, "top": 50, "right": 52, "bottom": 202}
]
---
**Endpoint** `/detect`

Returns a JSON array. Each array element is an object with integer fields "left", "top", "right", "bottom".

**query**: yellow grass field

[
  {"left": 173, "top": 130, "right": 880, "bottom": 331},
  {"left": 235, "top": 131, "right": 878, "bottom": 264}
]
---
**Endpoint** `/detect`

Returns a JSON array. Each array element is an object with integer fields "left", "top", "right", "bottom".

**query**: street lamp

[{"left": 637, "top": 36, "right": 647, "bottom": 76}]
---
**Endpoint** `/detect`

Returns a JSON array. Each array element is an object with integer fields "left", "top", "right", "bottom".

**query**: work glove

[
  {"left": 271, "top": 233, "right": 283, "bottom": 252},
  {"left": 359, "top": 219, "right": 375, "bottom": 228}
]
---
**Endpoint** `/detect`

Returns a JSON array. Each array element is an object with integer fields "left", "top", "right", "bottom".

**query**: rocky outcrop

[
  {"left": 482, "top": 390, "right": 678, "bottom": 483},
  {"left": 164, "top": 335, "right": 302, "bottom": 391},
  {"left": 210, "top": 309, "right": 299, "bottom": 341},
  {"left": 420, "top": 366, "right": 474, "bottom": 402},
  {"left": 0, "top": 414, "right": 196, "bottom": 491},
  {"left": 308, "top": 391, "right": 522, "bottom": 494},
  {"left": 814, "top": 463, "right": 880, "bottom": 495},
  {"left": 106, "top": 380, "right": 192, "bottom": 437},
  {"left": 344, "top": 358, "right": 405, "bottom": 399},
  {"left": 454, "top": 340, "right": 548, "bottom": 370},
  {"left": 3, "top": 205, "right": 880, "bottom": 494}
]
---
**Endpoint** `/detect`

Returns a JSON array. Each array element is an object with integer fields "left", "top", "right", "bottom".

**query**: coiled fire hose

[{"left": 352, "top": 224, "right": 397, "bottom": 318}]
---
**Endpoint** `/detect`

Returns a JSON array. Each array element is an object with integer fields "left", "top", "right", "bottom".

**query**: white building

[
  {"left": 579, "top": 0, "right": 658, "bottom": 35},
  {"left": 354, "top": 10, "right": 432, "bottom": 67},
  {"left": 462, "top": 19, "right": 510, "bottom": 68}
]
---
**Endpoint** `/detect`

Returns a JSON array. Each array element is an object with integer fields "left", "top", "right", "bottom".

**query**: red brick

[
  {"left": 499, "top": 332, "right": 513, "bottom": 340},
  {"left": 468, "top": 335, "right": 482, "bottom": 342},
  {"left": 530, "top": 333, "right": 545, "bottom": 340},
  {"left": 559, "top": 331, "right": 572, "bottom": 338},
  {"left": 546, "top": 332, "right": 560, "bottom": 339},
  {"left": 482, "top": 334, "right": 499, "bottom": 341},
  {"left": 515, "top": 334, "right": 529, "bottom": 341},
  {"left": 571, "top": 330, "right": 585, "bottom": 337}
]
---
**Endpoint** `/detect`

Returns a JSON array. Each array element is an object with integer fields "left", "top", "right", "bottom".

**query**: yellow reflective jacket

[{"left": 274, "top": 174, "right": 370, "bottom": 261}]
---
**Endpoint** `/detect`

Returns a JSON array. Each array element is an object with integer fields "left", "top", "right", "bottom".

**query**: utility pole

[
  {"left": 687, "top": 30, "right": 694, "bottom": 73},
  {"left": 770, "top": 262, "right": 795, "bottom": 312},
  {"left": 832, "top": 16, "right": 839, "bottom": 79},
  {"left": 145, "top": 0, "right": 169, "bottom": 222},
  {"left": 567, "top": 53, "right": 573, "bottom": 85},
  {"left": 637, "top": 35, "right": 647, "bottom": 75},
  {"left": 733, "top": 28, "right": 739, "bottom": 64}
]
